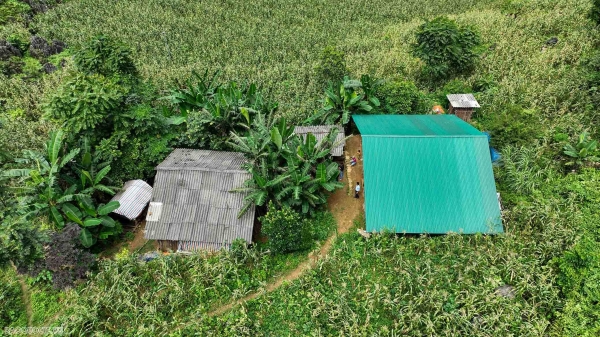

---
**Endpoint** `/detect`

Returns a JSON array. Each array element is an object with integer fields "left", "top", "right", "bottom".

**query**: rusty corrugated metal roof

[
  {"left": 293, "top": 125, "right": 345, "bottom": 156},
  {"left": 145, "top": 149, "right": 254, "bottom": 250},
  {"left": 447, "top": 94, "right": 480, "bottom": 108},
  {"left": 110, "top": 180, "right": 153, "bottom": 220}
]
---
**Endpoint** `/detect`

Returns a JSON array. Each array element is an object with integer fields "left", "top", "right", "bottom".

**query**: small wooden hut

[{"left": 446, "top": 94, "right": 480, "bottom": 122}]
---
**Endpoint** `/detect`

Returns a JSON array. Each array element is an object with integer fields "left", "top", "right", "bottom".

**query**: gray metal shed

[
  {"left": 293, "top": 125, "right": 345, "bottom": 156},
  {"left": 144, "top": 149, "right": 255, "bottom": 251},
  {"left": 110, "top": 180, "right": 153, "bottom": 220}
]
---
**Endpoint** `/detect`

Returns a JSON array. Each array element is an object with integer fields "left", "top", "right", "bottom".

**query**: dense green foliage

[
  {"left": 166, "top": 71, "right": 278, "bottom": 150},
  {"left": 308, "top": 77, "right": 378, "bottom": 125},
  {"left": 44, "top": 73, "right": 126, "bottom": 133},
  {"left": 192, "top": 231, "right": 564, "bottom": 336},
  {"left": 230, "top": 114, "right": 343, "bottom": 215},
  {"left": 412, "top": 16, "right": 482, "bottom": 79},
  {"left": 0, "top": 0, "right": 599, "bottom": 335},
  {"left": 314, "top": 45, "right": 347, "bottom": 86},
  {"left": 590, "top": 0, "right": 600, "bottom": 25},
  {"left": 0, "top": 0, "right": 29, "bottom": 25},
  {"left": 74, "top": 35, "right": 136, "bottom": 77},
  {"left": 261, "top": 202, "right": 310, "bottom": 253},
  {"left": 0, "top": 218, "right": 47, "bottom": 270},
  {"left": 377, "top": 79, "right": 430, "bottom": 114},
  {"left": 3, "top": 130, "right": 122, "bottom": 247},
  {"left": 43, "top": 36, "right": 173, "bottom": 183}
]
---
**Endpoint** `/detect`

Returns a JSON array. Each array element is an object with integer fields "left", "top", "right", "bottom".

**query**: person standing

[
  {"left": 354, "top": 182, "right": 361, "bottom": 198},
  {"left": 338, "top": 164, "right": 344, "bottom": 181}
]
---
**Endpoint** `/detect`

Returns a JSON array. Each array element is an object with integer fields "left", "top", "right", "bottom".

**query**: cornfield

[
  {"left": 1, "top": 0, "right": 599, "bottom": 335},
  {"left": 29, "top": 0, "right": 597, "bottom": 123}
]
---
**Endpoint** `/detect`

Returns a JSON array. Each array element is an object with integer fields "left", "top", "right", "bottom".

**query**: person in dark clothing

[{"left": 355, "top": 182, "right": 361, "bottom": 198}]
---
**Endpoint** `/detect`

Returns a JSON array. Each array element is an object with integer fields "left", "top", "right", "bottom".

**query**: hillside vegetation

[{"left": 0, "top": 0, "right": 599, "bottom": 335}]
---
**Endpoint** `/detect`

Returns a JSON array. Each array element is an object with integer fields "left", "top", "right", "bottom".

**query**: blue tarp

[{"left": 483, "top": 132, "right": 501, "bottom": 163}]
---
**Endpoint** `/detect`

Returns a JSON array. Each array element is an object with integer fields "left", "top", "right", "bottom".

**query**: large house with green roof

[{"left": 353, "top": 114, "right": 502, "bottom": 234}]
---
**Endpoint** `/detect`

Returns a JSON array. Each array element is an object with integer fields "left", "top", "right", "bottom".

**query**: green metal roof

[
  {"left": 352, "top": 114, "right": 483, "bottom": 137},
  {"left": 353, "top": 115, "right": 502, "bottom": 234}
]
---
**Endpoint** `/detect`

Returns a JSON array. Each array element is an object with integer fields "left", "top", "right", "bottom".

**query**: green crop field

[
  {"left": 1, "top": 0, "right": 600, "bottom": 335},
  {"left": 29, "top": 0, "right": 594, "bottom": 121}
]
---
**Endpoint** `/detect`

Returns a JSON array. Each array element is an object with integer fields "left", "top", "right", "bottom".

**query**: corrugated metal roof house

[
  {"left": 144, "top": 149, "right": 255, "bottom": 251},
  {"left": 293, "top": 125, "right": 345, "bottom": 156},
  {"left": 110, "top": 180, "right": 153, "bottom": 220},
  {"left": 353, "top": 115, "right": 502, "bottom": 234}
]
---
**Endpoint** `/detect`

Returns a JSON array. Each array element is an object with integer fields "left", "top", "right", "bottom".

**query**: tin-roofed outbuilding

[
  {"left": 110, "top": 180, "right": 153, "bottom": 220},
  {"left": 447, "top": 94, "right": 480, "bottom": 122},
  {"left": 144, "top": 149, "right": 255, "bottom": 251},
  {"left": 293, "top": 125, "right": 345, "bottom": 156},
  {"left": 353, "top": 114, "right": 502, "bottom": 234}
]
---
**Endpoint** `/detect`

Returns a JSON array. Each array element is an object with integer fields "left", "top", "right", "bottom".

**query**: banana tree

[
  {"left": 3, "top": 130, "right": 82, "bottom": 229},
  {"left": 64, "top": 144, "right": 118, "bottom": 196},
  {"left": 163, "top": 69, "right": 220, "bottom": 118},
  {"left": 276, "top": 162, "right": 322, "bottom": 214},
  {"left": 61, "top": 196, "right": 121, "bottom": 247},
  {"left": 233, "top": 165, "right": 290, "bottom": 218},
  {"left": 307, "top": 77, "right": 377, "bottom": 125}
]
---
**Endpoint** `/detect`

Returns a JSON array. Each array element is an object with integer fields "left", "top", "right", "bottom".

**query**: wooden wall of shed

[
  {"left": 158, "top": 240, "right": 178, "bottom": 252},
  {"left": 449, "top": 105, "right": 474, "bottom": 122}
]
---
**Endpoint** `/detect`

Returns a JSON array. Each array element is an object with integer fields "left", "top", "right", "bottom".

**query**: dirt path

[{"left": 206, "top": 135, "right": 364, "bottom": 317}]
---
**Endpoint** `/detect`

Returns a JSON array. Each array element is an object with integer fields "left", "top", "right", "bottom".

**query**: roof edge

[
  {"left": 155, "top": 167, "right": 249, "bottom": 173},
  {"left": 361, "top": 135, "right": 487, "bottom": 138}
]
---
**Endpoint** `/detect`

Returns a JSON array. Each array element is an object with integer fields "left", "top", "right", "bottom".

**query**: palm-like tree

[
  {"left": 233, "top": 164, "right": 290, "bottom": 217},
  {"left": 4, "top": 130, "right": 81, "bottom": 229},
  {"left": 63, "top": 139, "right": 118, "bottom": 196},
  {"left": 307, "top": 77, "right": 377, "bottom": 125},
  {"left": 231, "top": 113, "right": 343, "bottom": 216}
]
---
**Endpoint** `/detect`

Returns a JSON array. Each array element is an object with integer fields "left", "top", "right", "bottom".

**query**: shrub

[
  {"left": 0, "top": 40, "right": 22, "bottom": 60},
  {"left": 0, "top": 0, "right": 30, "bottom": 24},
  {"left": 307, "top": 211, "right": 336, "bottom": 242},
  {"left": 412, "top": 16, "right": 482, "bottom": 79},
  {"left": 95, "top": 104, "right": 173, "bottom": 182},
  {"left": 21, "top": 56, "right": 42, "bottom": 78},
  {"left": 378, "top": 79, "right": 430, "bottom": 114},
  {"left": 0, "top": 217, "right": 48, "bottom": 271},
  {"left": 477, "top": 104, "right": 543, "bottom": 148},
  {"left": 472, "top": 74, "right": 497, "bottom": 92},
  {"left": 581, "top": 51, "right": 600, "bottom": 105},
  {"left": 229, "top": 238, "right": 250, "bottom": 263},
  {"left": 260, "top": 202, "right": 310, "bottom": 254},
  {"left": 43, "top": 73, "right": 127, "bottom": 135},
  {"left": 0, "top": 55, "right": 23, "bottom": 76},
  {"left": 74, "top": 35, "right": 137, "bottom": 77},
  {"left": 314, "top": 45, "right": 347, "bottom": 86},
  {"left": 6, "top": 33, "right": 29, "bottom": 53},
  {"left": 562, "top": 132, "right": 599, "bottom": 168}
]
